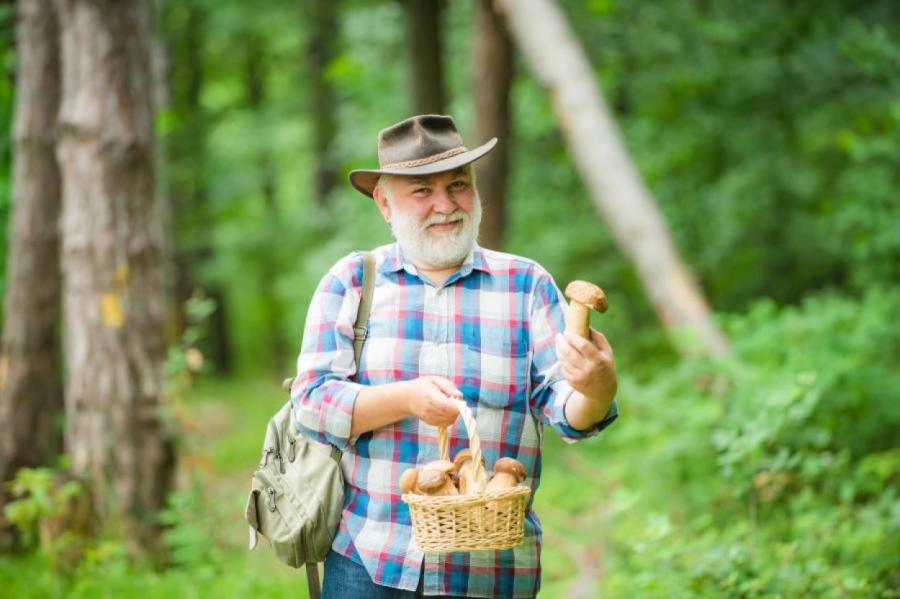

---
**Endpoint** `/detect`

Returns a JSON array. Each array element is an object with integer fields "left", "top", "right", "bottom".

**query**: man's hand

[
  {"left": 404, "top": 376, "right": 461, "bottom": 428},
  {"left": 556, "top": 329, "right": 617, "bottom": 428}
]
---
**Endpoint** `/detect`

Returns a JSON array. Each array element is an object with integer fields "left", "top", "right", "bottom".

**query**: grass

[
  {"left": 0, "top": 378, "right": 616, "bottom": 599},
  {"left": 0, "top": 374, "right": 617, "bottom": 598}
]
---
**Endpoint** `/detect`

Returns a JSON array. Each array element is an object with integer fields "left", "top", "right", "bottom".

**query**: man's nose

[{"left": 431, "top": 188, "right": 457, "bottom": 214}]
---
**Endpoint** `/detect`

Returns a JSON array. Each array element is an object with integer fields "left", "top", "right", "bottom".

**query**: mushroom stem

[
  {"left": 565, "top": 300, "right": 591, "bottom": 339},
  {"left": 485, "top": 472, "right": 518, "bottom": 492}
]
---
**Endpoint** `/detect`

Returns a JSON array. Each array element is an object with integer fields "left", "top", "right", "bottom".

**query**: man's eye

[
  {"left": 450, "top": 180, "right": 468, "bottom": 190},
  {"left": 414, "top": 187, "right": 429, "bottom": 195}
]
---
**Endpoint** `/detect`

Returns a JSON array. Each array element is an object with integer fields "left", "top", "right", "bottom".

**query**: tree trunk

[
  {"left": 497, "top": 0, "right": 730, "bottom": 357},
  {"left": 472, "top": 0, "right": 513, "bottom": 250},
  {"left": 162, "top": 1, "right": 232, "bottom": 373},
  {"left": 244, "top": 36, "right": 287, "bottom": 371},
  {"left": 55, "top": 0, "right": 175, "bottom": 554},
  {"left": 0, "top": 0, "right": 64, "bottom": 547},
  {"left": 403, "top": 0, "right": 445, "bottom": 114},
  {"left": 306, "top": 0, "right": 338, "bottom": 205}
]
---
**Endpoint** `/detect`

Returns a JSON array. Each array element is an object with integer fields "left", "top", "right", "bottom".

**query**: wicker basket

[{"left": 402, "top": 399, "right": 531, "bottom": 552}]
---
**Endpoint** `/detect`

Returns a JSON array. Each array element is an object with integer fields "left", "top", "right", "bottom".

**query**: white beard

[{"left": 389, "top": 194, "right": 482, "bottom": 270}]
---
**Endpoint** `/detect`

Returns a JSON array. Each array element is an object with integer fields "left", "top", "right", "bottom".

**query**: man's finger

[
  {"left": 431, "top": 376, "right": 462, "bottom": 398},
  {"left": 428, "top": 388, "right": 460, "bottom": 415},
  {"left": 563, "top": 330, "right": 602, "bottom": 360},
  {"left": 589, "top": 329, "right": 614, "bottom": 363},
  {"left": 561, "top": 359, "right": 588, "bottom": 381},
  {"left": 590, "top": 329, "right": 612, "bottom": 353},
  {"left": 555, "top": 333, "right": 578, "bottom": 361}
]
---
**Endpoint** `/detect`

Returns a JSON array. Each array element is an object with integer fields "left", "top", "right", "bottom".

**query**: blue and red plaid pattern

[{"left": 291, "top": 243, "right": 617, "bottom": 598}]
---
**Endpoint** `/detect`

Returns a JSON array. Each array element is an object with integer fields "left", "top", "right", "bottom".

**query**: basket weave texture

[{"left": 402, "top": 399, "right": 531, "bottom": 552}]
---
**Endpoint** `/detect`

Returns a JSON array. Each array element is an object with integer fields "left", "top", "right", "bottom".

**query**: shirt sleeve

[
  {"left": 528, "top": 268, "right": 618, "bottom": 443},
  {"left": 290, "top": 253, "right": 366, "bottom": 451}
]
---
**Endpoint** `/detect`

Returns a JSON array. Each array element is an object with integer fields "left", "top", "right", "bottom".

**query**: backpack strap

[
  {"left": 352, "top": 251, "right": 376, "bottom": 370},
  {"left": 281, "top": 250, "right": 376, "bottom": 392},
  {"left": 306, "top": 562, "right": 322, "bottom": 599}
]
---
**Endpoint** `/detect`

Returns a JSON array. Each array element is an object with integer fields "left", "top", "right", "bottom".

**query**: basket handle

[{"left": 438, "top": 398, "right": 487, "bottom": 493}]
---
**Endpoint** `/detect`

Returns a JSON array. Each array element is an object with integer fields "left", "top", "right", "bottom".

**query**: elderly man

[{"left": 292, "top": 114, "right": 618, "bottom": 598}]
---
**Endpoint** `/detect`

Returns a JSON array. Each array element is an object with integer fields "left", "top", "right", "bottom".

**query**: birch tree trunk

[
  {"left": 55, "top": 0, "right": 174, "bottom": 553},
  {"left": 472, "top": 0, "right": 513, "bottom": 250},
  {"left": 497, "top": 0, "right": 730, "bottom": 357},
  {"left": 0, "top": 0, "right": 63, "bottom": 544}
]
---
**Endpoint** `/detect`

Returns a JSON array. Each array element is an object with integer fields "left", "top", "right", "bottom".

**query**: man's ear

[{"left": 372, "top": 185, "right": 391, "bottom": 223}]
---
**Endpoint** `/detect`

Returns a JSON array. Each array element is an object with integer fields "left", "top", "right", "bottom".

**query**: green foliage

[
  {"left": 1, "top": 0, "right": 898, "bottom": 595},
  {"left": 3, "top": 460, "right": 83, "bottom": 550},
  {"left": 158, "top": 476, "right": 227, "bottom": 575},
  {"left": 580, "top": 286, "right": 900, "bottom": 597},
  {"left": 563, "top": 0, "right": 900, "bottom": 308},
  {"left": 0, "top": 379, "right": 309, "bottom": 598},
  {"left": 0, "top": 2, "right": 17, "bottom": 311}
]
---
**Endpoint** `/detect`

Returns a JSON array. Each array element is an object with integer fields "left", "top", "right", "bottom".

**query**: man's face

[{"left": 374, "top": 167, "right": 482, "bottom": 270}]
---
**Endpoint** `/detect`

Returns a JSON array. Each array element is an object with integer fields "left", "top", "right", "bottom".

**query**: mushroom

[
  {"left": 416, "top": 468, "right": 459, "bottom": 496},
  {"left": 452, "top": 449, "right": 478, "bottom": 495},
  {"left": 422, "top": 460, "right": 455, "bottom": 475},
  {"left": 485, "top": 457, "right": 526, "bottom": 492},
  {"left": 399, "top": 468, "right": 419, "bottom": 494},
  {"left": 563, "top": 281, "right": 608, "bottom": 339}
]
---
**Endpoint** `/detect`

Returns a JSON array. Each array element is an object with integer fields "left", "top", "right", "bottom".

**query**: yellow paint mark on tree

[{"left": 101, "top": 293, "right": 125, "bottom": 328}]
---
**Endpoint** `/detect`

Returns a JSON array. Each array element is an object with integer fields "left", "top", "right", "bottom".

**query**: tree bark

[
  {"left": 162, "top": 1, "right": 233, "bottom": 373},
  {"left": 55, "top": 0, "right": 175, "bottom": 554},
  {"left": 472, "top": 0, "right": 513, "bottom": 250},
  {"left": 0, "top": 0, "right": 64, "bottom": 547},
  {"left": 497, "top": 0, "right": 730, "bottom": 357},
  {"left": 403, "top": 0, "right": 445, "bottom": 114},
  {"left": 306, "top": 0, "right": 338, "bottom": 205}
]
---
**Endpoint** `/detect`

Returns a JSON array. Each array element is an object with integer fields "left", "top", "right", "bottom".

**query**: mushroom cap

[
  {"left": 423, "top": 459, "right": 455, "bottom": 473},
  {"left": 452, "top": 449, "right": 473, "bottom": 471},
  {"left": 399, "top": 468, "right": 419, "bottom": 494},
  {"left": 417, "top": 469, "right": 450, "bottom": 492},
  {"left": 564, "top": 281, "right": 608, "bottom": 313},
  {"left": 493, "top": 457, "right": 526, "bottom": 482}
]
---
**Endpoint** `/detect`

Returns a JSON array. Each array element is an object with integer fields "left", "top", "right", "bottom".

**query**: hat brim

[{"left": 348, "top": 137, "right": 498, "bottom": 198}]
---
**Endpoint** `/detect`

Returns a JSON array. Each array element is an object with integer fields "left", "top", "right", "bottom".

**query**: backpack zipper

[
  {"left": 287, "top": 435, "right": 296, "bottom": 462},
  {"left": 253, "top": 470, "right": 279, "bottom": 513},
  {"left": 267, "top": 420, "right": 285, "bottom": 474}
]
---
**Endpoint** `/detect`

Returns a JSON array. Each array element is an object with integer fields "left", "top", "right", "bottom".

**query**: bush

[{"left": 592, "top": 286, "right": 900, "bottom": 597}]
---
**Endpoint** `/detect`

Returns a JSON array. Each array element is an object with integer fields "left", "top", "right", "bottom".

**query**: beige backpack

[{"left": 244, "top": 251, "right": 374, "bottom": 598}]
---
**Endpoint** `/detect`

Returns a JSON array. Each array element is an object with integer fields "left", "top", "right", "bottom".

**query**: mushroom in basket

[
  {"left": 486, "top": 457, "right": 526, "bottom": 492},
  {"left": 452, "top": 449, "right": 479, "bottom": 495},
  {"left": 484, "top": 457, "right": 526, "bottom": 530},
  {"left": 400, "top": 460, "right": 459, "bottom": 497}
]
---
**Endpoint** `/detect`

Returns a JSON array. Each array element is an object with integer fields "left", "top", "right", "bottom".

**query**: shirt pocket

[{"left": 461, "top": 328, "right": 530, "bottom": 409}]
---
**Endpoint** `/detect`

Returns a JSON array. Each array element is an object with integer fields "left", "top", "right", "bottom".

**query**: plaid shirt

[{"left": 291, "top": 243, "right": 617, "bottom": 598}]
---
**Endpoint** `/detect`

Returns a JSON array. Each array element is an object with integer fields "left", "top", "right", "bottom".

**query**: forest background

[{"left": 0, "top": 0, "right": 897, "bottom": 597}]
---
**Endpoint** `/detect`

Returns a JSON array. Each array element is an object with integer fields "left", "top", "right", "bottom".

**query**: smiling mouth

[{"left": 427, "top": 220, "right": 462, "bottom": 232}]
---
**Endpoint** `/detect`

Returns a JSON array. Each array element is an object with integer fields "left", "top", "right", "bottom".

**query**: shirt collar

[{"left": 379, "top": 243, "right": 492, "bottom": 278}]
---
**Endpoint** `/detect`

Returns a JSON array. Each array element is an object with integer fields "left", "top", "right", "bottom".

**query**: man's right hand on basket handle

[{"left": 350, "top": 376, "right": 460, "bottom": 436}]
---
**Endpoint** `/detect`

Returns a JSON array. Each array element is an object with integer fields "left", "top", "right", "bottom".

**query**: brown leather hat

[{"left": 349, "top": 114, "right": 497, "bottom": 197}]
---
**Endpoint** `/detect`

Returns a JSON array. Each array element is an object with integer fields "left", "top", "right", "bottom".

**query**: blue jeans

[{"left": 321, "top": 550, "right": 460, "bottom": 598}]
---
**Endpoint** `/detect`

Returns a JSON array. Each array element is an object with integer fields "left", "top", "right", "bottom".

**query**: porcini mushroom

[
  {"left": 452, "top": 449, "right": 478, "bottom": 495},
  {"left": 416, "top": 468, "right": 459, "bottom": 496},
  {"left": 485, "top": 457, "right": 526, "bottom": 492},
  {"left": 564, "top": 280, "right": 608, "bottom": 339},
  {"left": 422, "top": 460, "right": 455, "bottom": 475},
  {"left": 399, "top": 468, "right": 419, "bottom": 495}
]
